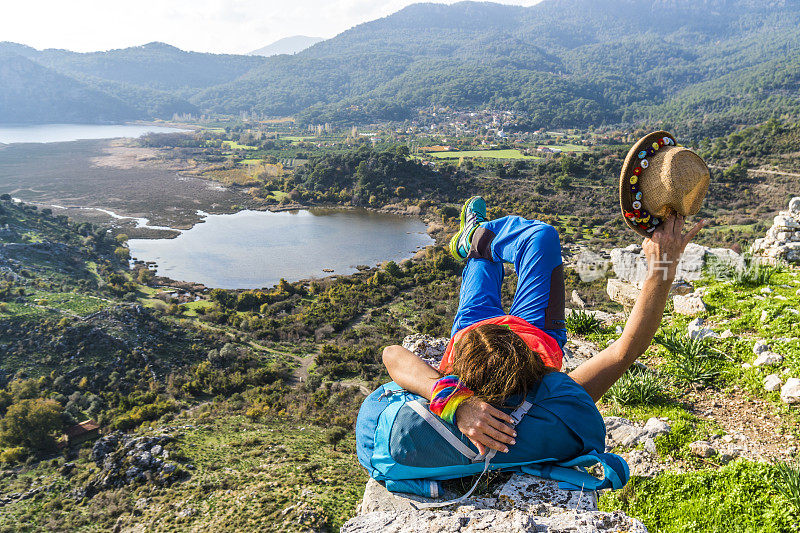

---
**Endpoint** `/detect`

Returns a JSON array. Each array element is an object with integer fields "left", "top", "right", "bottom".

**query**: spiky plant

[{"left": 566, "top": 309, "right": 603, "bottom": 335}]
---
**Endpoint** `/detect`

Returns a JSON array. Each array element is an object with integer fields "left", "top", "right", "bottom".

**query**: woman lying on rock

[
  {"left": 381, "top": 131, "right": 708, "bottom": 456},
  {"left": 358, "top": 132, "right": 709, "bottom": 497}
]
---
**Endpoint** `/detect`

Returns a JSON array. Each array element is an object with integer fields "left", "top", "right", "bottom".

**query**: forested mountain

[
  {"left": 0, "top": 42, "right": 264, "bottom": 123},
  {"left": 2, "top": 0, "right": 800, "bottom": 132},
  {"left": 197, "top": 0, "right": 800, "bottom": 134}
]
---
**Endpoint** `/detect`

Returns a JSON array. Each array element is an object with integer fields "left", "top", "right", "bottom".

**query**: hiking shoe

[{"left": 449, "top": 196, "right": 487, "bottom": 260}]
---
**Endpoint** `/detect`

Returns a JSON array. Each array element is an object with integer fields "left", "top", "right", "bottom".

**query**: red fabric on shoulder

[{"left": 438, "top": 315, "right": 563, "bottom": 374}]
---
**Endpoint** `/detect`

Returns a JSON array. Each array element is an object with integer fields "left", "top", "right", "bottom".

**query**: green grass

[
  {"left": 599, "top": 461, "right": 797, "bottom": 532},
  {"left": 281, "top": 136, "right": 316, "bottom": 142},
  {"left": 545, "top": 144, "right": 589, "bottom": 152},
  {"left": 223, "top": 141, "right": 258, "bottom": 151},
  {"left": 28, "top": 290, "right": 108, "bottom": 315},
  {"left": 428, "top": 149, "right": 540, "bottom": 160},
  {"left": 180, "top": 300, "right": 214, "bottom": 317}
]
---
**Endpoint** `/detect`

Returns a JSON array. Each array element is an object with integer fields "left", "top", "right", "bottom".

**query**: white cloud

[{"left": 0, "top": 0, "right": 544, "bottom": 54}]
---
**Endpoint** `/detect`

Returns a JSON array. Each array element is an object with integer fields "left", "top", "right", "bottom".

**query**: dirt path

[{"left": 686, "top": 388, "right": 797, "bottom": 461}]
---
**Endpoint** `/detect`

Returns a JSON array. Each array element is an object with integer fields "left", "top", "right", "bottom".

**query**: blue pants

[{"left": 451, "top": 216, "right": 567, "bottom": 348}]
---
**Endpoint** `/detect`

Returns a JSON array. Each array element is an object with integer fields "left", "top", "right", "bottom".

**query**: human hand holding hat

[
  {"left": 642, "top": 211, "right": 704, "bottom": 282},
  {"left": 619, "top": 131, "right": 710, "bottom": 238}
]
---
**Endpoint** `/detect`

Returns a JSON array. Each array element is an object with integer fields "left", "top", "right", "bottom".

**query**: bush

[
  {"left": 566, "top": 310, "right": 603, "bottom": 335},
  {"left": 0, "top": 446, "right": 26, "bottom": 464}
]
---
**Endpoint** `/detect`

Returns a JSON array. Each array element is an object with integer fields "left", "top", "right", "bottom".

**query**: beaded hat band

[{"left": 619, "top": 130, "right": 710, "bottom": 238}]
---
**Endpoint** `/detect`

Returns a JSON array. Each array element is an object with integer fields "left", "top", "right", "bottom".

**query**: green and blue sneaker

[{"left": 449, "top": 196, "right": 487, "bottom": 260}]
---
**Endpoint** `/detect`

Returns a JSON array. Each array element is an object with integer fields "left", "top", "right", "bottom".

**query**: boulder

[
  {"left": 605, "top": 417, "right": 670, "bottom": 449},
  {"left": 689, "top": 440, "right": 716, "bottom": 458},
  {"left": 673, "top": 293, "right": 707, "bottom": 316},
  {"left": 687, "top": 318, "right": 718, "bottom": 340},
  {"left": 781, "top": 378, "right": 800, "bottom": 404},
  {"left": 764, "top": 374, "right": 783, "bottom": 392},
  {"left": 402, "top": 334, "right": 448, "bottom": 366},
  {"left": 753, "top": 352, "right": 783, "bottom": 366},
  {"left": 575, "top": 249, "right": 610, "bottom": 282},
  {"left": 571, "top": 290, "right": 586, "bottom": 309},
  {"left": 606, "top": 278, "right": 640, "bottom": 309},
  {"left": 789, "top": 197, "right": 800, "bottom": 215},
  {"left": 610, "top": 243, "right": 743, "bottom": 288},
  {"left": 753, "top": 340, "right": 770, "bottom": 355},
  {"left": 344, "top": 476, "right": 647, "bottom": 533}
]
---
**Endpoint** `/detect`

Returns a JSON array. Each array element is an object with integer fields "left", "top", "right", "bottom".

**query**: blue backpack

[{"left": 356, "top": 372, "right": 629, "bottom": 502}]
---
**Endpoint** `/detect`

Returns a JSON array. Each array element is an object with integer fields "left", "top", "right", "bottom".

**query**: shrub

[
  {"left": 566, "top": 310, "right": 603, "bottom": 335},
  {"left": 0, "top": 446, "right": 26, "bottom": 464},
  {"left": 604, "top": 367, "right": 664, "bottom": 406}
]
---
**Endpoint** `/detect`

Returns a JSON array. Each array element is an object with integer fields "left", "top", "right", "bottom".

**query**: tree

[
  {"left": 0, "top": 399, "right": 64, "bottom": 452},
  {"left": 327, "top": 427, "right": 348, "bottom": 451}
]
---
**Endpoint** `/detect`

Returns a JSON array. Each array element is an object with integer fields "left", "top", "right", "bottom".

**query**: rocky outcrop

[
  {"left": 402, "top": 333, "right": 448, "bottom": 366},
  {"left": 751, "top": 197, "right": 800, "bottom": 264},
  {"left": 610, "top": 243, "right": 744, "bottom": 289},
  {"left": 77, "top": 431, "right": 184, "bottom": 498},
  {"left": 343, "top": 475, "right": 647, "bottom": 532}
]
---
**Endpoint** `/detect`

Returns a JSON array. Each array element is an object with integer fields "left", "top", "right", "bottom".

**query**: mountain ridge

[{"left": 2, "top": 0, "right": 800, "bottom": 132}]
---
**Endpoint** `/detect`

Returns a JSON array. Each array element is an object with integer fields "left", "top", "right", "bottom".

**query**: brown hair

[{"left": 452, "top": 324, "right": 552, "bottom": 406}]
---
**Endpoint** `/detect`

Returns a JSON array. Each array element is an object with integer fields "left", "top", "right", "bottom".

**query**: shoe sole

[{"left": 449, "top": 195, "right": 481, "bottom": 260}]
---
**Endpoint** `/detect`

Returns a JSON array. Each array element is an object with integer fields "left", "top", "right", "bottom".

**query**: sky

[{"left": 1, "top": 0, "right": 544, "bottom": 55}]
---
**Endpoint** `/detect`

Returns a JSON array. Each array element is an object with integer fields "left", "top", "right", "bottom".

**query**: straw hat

[{"left": 619, "top": 130, "right": 710, "bottom": 238}]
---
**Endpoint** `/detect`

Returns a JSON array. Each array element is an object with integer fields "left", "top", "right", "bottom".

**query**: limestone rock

[
  {"left": 571, "top": 290, "right": 586, "bottom": 309},
  {"left": 605, "top": 416, "right": 670, "bottom": 449},
  {"left": 561, "top": 338, "right": 598, "bottom": 372},
  {"left": 753, "top": 351, "right": 783, "bottom": 366},
  {"left": 781, "top": 378, "right": 800, "bottom": 404},
  {"left": 345, "top": 476, "right": 647, "bottom": 533},
  {"left": 687, "top": 318, "right": 718, "bottom": 340},
  {"left": 611, "top": 243, "right": 743, "bottom": 288},
  {"left": 720, "top": 329, "right": 734, "bottom": 339},
  {"left": 789, "top": 197, "right": 800, "bottom": 215},
  {"left": 751, "top": 198, "right": 800, "bottom": 264},
  {"left": 753, "top": 340, "right": 770, "bottom": 355},
  {"left": 689, "top": 440, "right": 716, "bottom": 458},
  {"left": 764, "top": 374, "right": 783, "bottom": 392},
  {"left": 673, "top": 293, "right": 707, "bottom": 316},
  {"left": 402, "top": 334, "right": 448, "bottom": 366},
  {"left": 607, "top": 278, "right": 640, "bottom": 309},
  {"left": 575, "top": 249, "right": 610, "bottom": 282}
]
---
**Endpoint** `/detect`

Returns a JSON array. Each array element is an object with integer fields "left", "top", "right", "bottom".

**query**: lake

[
  {"left": 0, "top": 124, "right": 190, "bottom": 144},
  {"left": 127, "top": 208, "right": 433, "bottom": 289}
]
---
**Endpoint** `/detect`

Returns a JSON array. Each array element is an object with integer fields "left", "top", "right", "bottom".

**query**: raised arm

[
  {"left": 382, "top": 345, "right": 516, "bottom": 455},
  {"left": 569, "top": 213, "right": 703, "bottom": 402}
]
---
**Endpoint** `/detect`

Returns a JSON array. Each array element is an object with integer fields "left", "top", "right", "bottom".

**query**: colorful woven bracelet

[{"left": 430, "top": 375, "right": 474, "bottom": 424}]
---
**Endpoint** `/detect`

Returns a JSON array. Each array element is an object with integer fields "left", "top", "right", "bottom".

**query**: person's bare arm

[
  {"left": 382, "top": 345, "right": 516, "bottom": 455},
  {"left": 569, "top": 214, "right": 703, "bottom": 402}
]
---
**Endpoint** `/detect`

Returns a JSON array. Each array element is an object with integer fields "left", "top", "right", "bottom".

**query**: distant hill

[
  {"left": 248, "top": 36, "right": 324, "bottom": 57},
  {"left": 2, "top": 1, "right": 800, "bottom": 132},
  {"left": 0, "top": 42, "right": 264, "bottom": 123}
]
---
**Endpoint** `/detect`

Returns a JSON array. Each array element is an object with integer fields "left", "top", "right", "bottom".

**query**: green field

[
  {"left": 223, "top": 141, "right": 258, "bottom": 150},
  {"left": 280, "top": 135, "right": 316, "bottom": 142},
  {"left": 547, "top": 144, "right": 589, "bottom": 152},
  {"left": 428, "top": 149, "right": 540, "bottom": 160}
]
